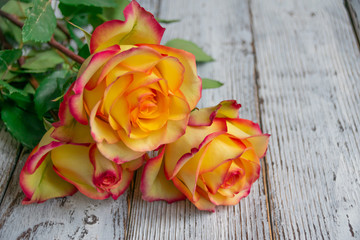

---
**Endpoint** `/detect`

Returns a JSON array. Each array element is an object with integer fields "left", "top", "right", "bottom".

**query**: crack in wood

[
  {"left": 0, "top": 146, "right": 23, "bottom": 207},
  {"left": 345, "top": 0, "right": 360, "bottom": 50}
]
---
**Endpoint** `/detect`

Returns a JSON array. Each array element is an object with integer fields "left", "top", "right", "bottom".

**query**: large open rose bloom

[
  {"left": 20, "top": 1, "right": 201, "bottom": 204},
  {"left": 141, "top": 101, "right": 269, "bottom": 211}
]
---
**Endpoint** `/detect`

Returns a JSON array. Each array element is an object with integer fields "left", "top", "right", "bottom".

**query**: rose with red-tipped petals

[
  {"left": 141, "top": 101, "right": 269, "bottom": 211},
  {"left": 19, "top": 0, "right": 201, "bottom": 204}
]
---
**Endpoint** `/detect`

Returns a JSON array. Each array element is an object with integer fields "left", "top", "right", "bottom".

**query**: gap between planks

[
  {"left": 0, "top": 146, "right": 23, "bottom": 207},
  {"left": 248, "top": 0, "right": 274, "bottom": 239},
  {"left": 345, "top": 0, "right": 360, "bottom": 50}
]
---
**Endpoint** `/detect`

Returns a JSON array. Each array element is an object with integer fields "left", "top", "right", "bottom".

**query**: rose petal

[
  {"left": 110, "top": 168, "right": 134, "bottom": 200},
  {"left": 155, "top": 56, "right": 184, "bottom": 93},
  {"left": 51, "top": 120, "right": 93, "bottom": 144},
  {"left": 139, "top": 44, "right": 202, "bottom": 109},
  {"left": 199, "top": 134, "right": 246, "bottom": 173},
  {"left": 172, "top": 176, "right": 215, "bottom": 212},
  {"left": 89, "top": 144, "right": 122, "bottom": 190},
  {"left": 200, "top": 161, "right": 232, "bottom": 194},
  {"left": 189, "top": 100, "right": 241, "bottom": 126},
  {"left": 141, "top": 147, "right": 186, "bottom": 203},
  {"left": 118, "top": 116, "right": 188, "bottom": 152},
  {"left": 168, "top": 94, "right": 190, "bottom": 121},
  {"left": 121, "top": 155, "right": 144, "bottom": 171},
  {"left": 90, "top": 1, "right": 165, "bottom": 53},
  {"left": 20, "top": 154, "right": 77, "bottom": 204},
  {"left": 26, "top": 128, "right": 64, "bottom": 174},
  {"left": 70, "top": 46, "right": 121, "bottom": 124},
  {"left": 96, "top": 140, "right": 145, "bottom": 164},
  {"left": 90, "top": 101, "right": 120, "bottom": 144},
  {"left": 164, "top": 119, "right": 227, "bottom": 179},
  {"left": 226, "top": 118, "right": 263, "bottom": 138},
  {"left": 242, "top": 134, "right": 270, "bottom": 158},
  {"left": 51, "top": 144, "right": 110, "bottom": 200},
  {"left": 174, "top": 144, "right": 209, "bottom": 196}
]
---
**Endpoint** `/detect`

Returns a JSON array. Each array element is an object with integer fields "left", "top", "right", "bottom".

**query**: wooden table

[{"left": 1, "top": 0, "right": 359, "bottom": 239}]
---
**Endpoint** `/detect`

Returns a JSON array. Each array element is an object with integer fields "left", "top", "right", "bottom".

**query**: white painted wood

[
  {"left": 251, "top": 0, "right": 360, "bottom": 238},
  {"left": 2, "top": 0, "right": 360, "bottom": 239},
  {"left": 0, "top": 150, "right": 130, "bottom": 240},
  {"left": 0, "top": 121, "right": 20, "bottom": 201},
  {"left": 127, "top": 1, "right": 272, "bottom": 239},
  {"left": 0, "top": 2, "right": 159, "bottom": 240},
  {"left": 347, "top": 0, "right": 360, "bottom": 41}
]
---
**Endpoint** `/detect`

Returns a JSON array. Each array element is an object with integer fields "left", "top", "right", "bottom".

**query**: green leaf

[
  {"left": 1, "top": 1, "right": 32, "bottom": 44},
  {"left": 0, "top": 80, "right": 27, "bottom": 96},
  {"left": 59, "top": 0, "right": 116, "bottom": 7},
  {"left": 0, "top": 0, "right": 9, "bottom": 8},
  {"left": 165, "top": 39, "right": 214, "bottom": 62},
  {"left": 34, "top": 69, "right": 72, "bottom": 117},
  {"left": 1, "top": 1, "right": 32, "bottom": 17},
  {"left": 0, "top": 71, "right": 16, "bottom": 80},
  {"left": 156, "top": 18, "right": 180, "bottom": 24},
  {"left": 22, "top": 50, "right": 64, "bottom": 70},
  {"left": 59, "top": 3, "right": 102, "bottom": 17},
  {"left": 0, "top": 49, "right": 22, "bottom": 72},
  {"left": 34, "top": 75, "right": 60, "bottom": 117},
  {"left": 67, "top": 21, "right": 91, "bottom": 46},
  {"left": 88, "top": 13, "right": 106, "bottom": 29},
  {"left": 202, "top": 78, "right": 223, "bottom": 89},
  {"left": 66, "top": 22, "right": 84, "bottom": 49},
  {"left": 4, "top": 92, "right": 32, "bottom": 109},
  {"left": 103, "top": 0, "right": 129, "bottom": 21},
  {"left": 23, "top": 82, "right": 36, "bottom": 94},
  {"left": 42, "top": 117, "right": 53, "bottom": 130},
  {"left": 1, "top": 103, "right": 45, "bottom": 148},
  {"left": 78, "top": 44, "right": 91, "bottom": 59},
  {"left": 22, "top": 0, "right": 56, "bottom": 42}
]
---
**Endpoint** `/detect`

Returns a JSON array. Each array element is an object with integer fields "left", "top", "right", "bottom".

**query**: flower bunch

[{"left": 19, "top": 1, "right": 269, "bottom": 211}]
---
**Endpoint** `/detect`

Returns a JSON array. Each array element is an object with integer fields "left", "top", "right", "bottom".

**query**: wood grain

[
  {"left": 251, "top": 0, "right": 360, "bottom": 238},
  {"left": 127, "top": 0, "right": 272, "bottom": 239},
  {"left": 0, "top": 121, "right": 21, "bottom": 203},
  {"left": 0, "top": 150, "right": 130, "bottom": 240},
  {"left": 346, "top": 0, "right": 360, "bottom": 44},
  {"left": 0, "top": 1, "right": 158, "bottom": 240}
]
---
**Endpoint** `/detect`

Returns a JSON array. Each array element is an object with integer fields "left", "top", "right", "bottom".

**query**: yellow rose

[
  {"left": 141, "top": 101, "right": 269, "bottom": 211},
  {"left": 19, "top": 0, "right": 201, "bottom": 203}
]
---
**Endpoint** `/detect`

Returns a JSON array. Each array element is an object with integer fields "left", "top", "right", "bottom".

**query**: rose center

[{"left": 222, "top": 169, "right": 243, "bottom": 188}]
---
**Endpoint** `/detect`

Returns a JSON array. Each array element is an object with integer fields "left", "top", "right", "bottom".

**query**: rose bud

[{"left": 20, "top": 127, "right": 142, "bottom": 204}]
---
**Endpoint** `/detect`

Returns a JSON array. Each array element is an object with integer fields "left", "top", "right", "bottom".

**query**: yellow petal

[
  {"left": 155, "top": 56, "right": 184, "bottom": 92},
  {"left": 51, "top": 144, "right": 109, "bottom": 200},
  {"left": 199, "top": 134, "right": 246, "bottom": 173},
  {"left": 141, "top": 148, "right": 186, "bottom": 202},
  {"left": 164, "top": 119, "right": 227, "bottom": 178},
  {"left": 96, "top": 140, "right": 145, "bottom": 164},
  {"left": 20, "top": 154, "right": 77, "bottom": 204},
  {"left": 90, "top": 1, "right": 165, "bottom": 53},
  {"left": 90, "top": 101, "right": 120, "bottom": 144},
  {"left": 139, "top": 44, "right": 202, "bottom": 109}
]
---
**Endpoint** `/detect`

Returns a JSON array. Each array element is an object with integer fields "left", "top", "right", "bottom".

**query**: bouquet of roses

[{"left": 0, "top": 0, "right": 269, "bottom": 212}]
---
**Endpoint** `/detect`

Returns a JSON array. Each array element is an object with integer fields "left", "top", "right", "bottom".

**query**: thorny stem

[{"left": 0, "top": 9, "right": 84, "bottom": 64}]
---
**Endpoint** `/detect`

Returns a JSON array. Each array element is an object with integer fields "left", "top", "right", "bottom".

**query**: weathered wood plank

[
  {"left": 251, "top": 0, "right": 360, "bottom": 238},
  {"left": 0, "top": 150, "right": 130, "bottom": 239},
  {"left": 0, "top": 2, "right": 160, "bottom": 239},
  {"left": 127, "top": 1, "right": 272, "bottom": 239},
  {"left": 346, "top": 0, "right": 360, "bottom": 44},
  {"left": 0, "top": 121, "right": 20, "bottom": 202}
]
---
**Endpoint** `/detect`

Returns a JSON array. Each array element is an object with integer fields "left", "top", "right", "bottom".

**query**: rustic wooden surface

[
  {"left": 0, "top": 0, "right": 359, "bottom": 239},
  {"left": 347, "top": 0, "right": 360, "bottom": 42}
]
